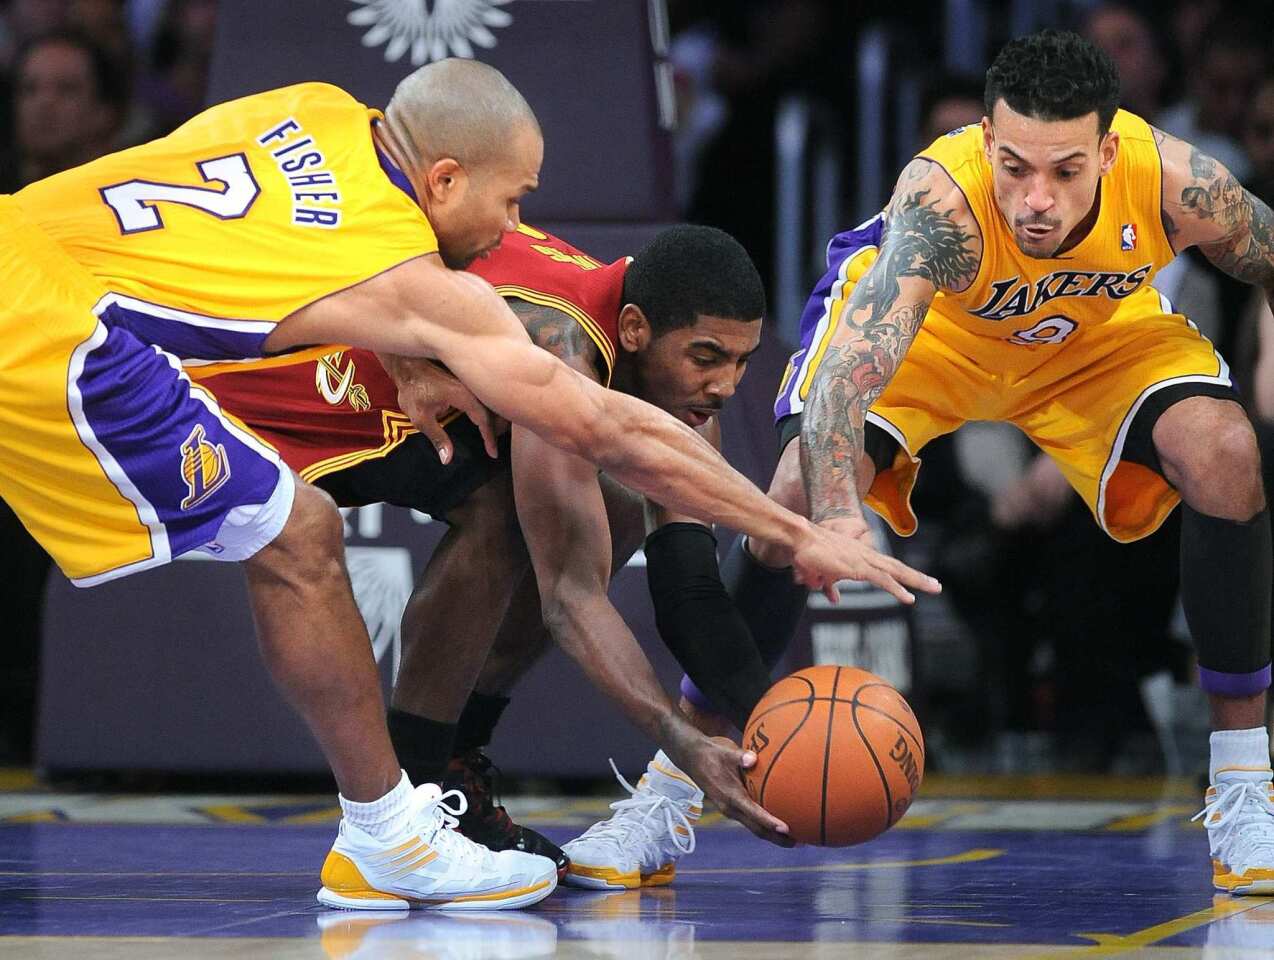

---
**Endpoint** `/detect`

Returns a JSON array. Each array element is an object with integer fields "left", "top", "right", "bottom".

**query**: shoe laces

[
  {"left": 1193, "top": 778, "right": 1274, "bottom": 868},
  {"left": 411, "top": 783, "right": 492, "bottom": 868},
  {"left": 576, "top": 760, "right": 696, "bottom": 856}
]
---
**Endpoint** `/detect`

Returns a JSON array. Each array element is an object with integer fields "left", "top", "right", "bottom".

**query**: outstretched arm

[
  {"left": 505, "top": 310, "right": 790, "bottom": 843},
  {"left": 801, "top": 158, "right": 981, "bottom": 527},
  {"left": 1156, "top": 127, "right": 1274, "bottom": 312},
  {"left": 272, "top": 254, "right": 940, "bottom": 601}
]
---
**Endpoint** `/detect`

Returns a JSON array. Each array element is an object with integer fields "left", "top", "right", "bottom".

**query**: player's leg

[
  {"left": 385, "top": 466, "right": 529, "bottom": 782},
  {"left": 445, "top": 476, "right": 648, "bottom": 855},
  {"left": 1151, "top": 395, "right": 1274, "bottom": 894},
  {"left": 1008, "top": 297, "right": 1272, "bottom": 895},
  {"left": 309, "top": 423, "right": 572, "bottom": 872}
]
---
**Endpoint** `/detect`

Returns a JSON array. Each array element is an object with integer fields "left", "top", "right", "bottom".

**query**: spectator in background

[
  {"left": 917, "top": 73, "right": 983, "bottom": 145},
  {"left": 0, "top": 0, "right": 69, "bottom": 68},
  {"left": 1158, "top": 9, "right": 1266, "bottom": 180},
  {"left": 673, "top": 0, "right": 850, "bottom": 294},
  {"left": 1083, "top": 2, "right": 1224, "bottom": 348},
  {"left": 70, "top": 0, "right": 127, "bottom": 63},
  {"left": 1245, "top": 76, "right": 1274, "bottom": 207},
  {"left": 137, "top": 0, "right": 214, "bottom": 135},
  {"left": 1081, "top": 3, "right": 1167, "bottom": 121},
  {"left": 0, "top": 31, "right": 126, "bottom": 192}
]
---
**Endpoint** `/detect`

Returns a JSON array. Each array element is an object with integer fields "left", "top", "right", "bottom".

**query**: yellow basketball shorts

[
  {"left": 0, "top": 197, "right": 293, "bottom": 585},
  {"left": 776, "top": 235, "right": 1232, "bottom": 544}
]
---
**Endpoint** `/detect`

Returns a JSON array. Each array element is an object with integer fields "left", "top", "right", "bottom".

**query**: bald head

[{"left": 385, "top": 58, "right": 540, "bottom": 170}]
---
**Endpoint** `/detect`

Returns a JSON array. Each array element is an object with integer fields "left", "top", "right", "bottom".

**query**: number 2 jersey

[
  {"left": 196, "top": 224, "right": 629, "bottom": 487},
  {"left": 12, "top": 82, "right": 438, "bottom": 363}
]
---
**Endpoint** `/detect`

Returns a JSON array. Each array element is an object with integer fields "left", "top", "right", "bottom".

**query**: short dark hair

[
  {"left": 984, "top": 29, "right": 1121, "bottom": 136},
  {"left": 16, "top": 30, "right": 129, "bottom": 111},
  {"left": 622, "top": 225, "right": 765, "bottom": 336}
]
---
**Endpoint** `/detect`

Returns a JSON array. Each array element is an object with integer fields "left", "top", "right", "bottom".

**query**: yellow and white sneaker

[
  {"left": 318, "top": 783, "right": 558, "bottom": 911},
  {"left": 1195, "top": 768, "right": 1274, "bottom": 895},
  {"left": 563, "top": 751, "right": 702, "bottom": 890}
]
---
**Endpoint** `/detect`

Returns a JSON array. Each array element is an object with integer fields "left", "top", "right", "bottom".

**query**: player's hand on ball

[
  {"left": 793, "top": 517, "right": 941, "bottom": 605},
  {"left": 687, "top": 736, "right": 795, "bottom": 847},
  {"left": 383, "top": 356, "right": 505, "bottom": 463}
]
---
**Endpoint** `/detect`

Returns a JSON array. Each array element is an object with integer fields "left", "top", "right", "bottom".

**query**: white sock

[
  {"left": 1209, "top": 728, "right": 1272, "bottom": 782},
  {"left": 339, "top": 770, "right": 414, "bottom": 840}
]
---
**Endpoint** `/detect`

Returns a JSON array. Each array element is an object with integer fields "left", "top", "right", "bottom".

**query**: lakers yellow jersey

[
  {"left": 13, "top": 82, "right": 437, "bottom": 362},
  {"left": 917, "top": 109, "right": 1176, "bottom": 379}
]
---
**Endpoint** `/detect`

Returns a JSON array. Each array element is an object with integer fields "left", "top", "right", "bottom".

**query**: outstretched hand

[
  {"left": 676, "top": 736, "right": 795, "bottom": 847},
  {"left": 792, "top": 516, "right": 941, "bottom": 604}
]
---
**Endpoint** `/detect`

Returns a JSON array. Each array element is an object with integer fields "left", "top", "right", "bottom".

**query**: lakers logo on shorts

[{"left": 179, "top": 424, "right": 231, "bottom": 510}]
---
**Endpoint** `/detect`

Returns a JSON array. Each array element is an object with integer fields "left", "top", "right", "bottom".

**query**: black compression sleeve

[{"left": 645, "top": 522, "right": 772, "bottom": 729}]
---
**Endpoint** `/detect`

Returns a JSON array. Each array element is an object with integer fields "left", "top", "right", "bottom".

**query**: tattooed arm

[
  {"left": 1155, "top": 127, "right": 1274, "bottom": 310},
  {"left": 800, "top": 158, "right": 981, "bottom": 524}
]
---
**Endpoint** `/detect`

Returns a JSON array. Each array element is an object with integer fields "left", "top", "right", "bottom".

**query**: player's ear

[
  {"left": 980, "top": 115, "right": 994, "bottom": 161},
  {"left": 1098, "top": 129, "right": 1120, "bottom": 176},
  {"left": 425, "top": 158, "right": 466, "bottom": 202},
  {"left": 617, "top": 303, "right": 651, "bottom": 353}
]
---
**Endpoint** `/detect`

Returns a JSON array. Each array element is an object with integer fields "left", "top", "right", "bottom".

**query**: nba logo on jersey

[
  {"left": 179, "top": 424, "right": 231, "bottom": 510},
  {"left": 1121, "top": 223, "right": 1137, "bottom": 251}
]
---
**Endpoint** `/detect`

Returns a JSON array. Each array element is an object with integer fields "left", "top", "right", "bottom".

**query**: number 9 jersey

[{"left": 13, "top": 82, "right": 437, "bottom": 362}]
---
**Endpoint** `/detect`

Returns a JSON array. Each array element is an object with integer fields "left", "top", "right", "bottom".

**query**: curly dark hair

[
  {"left": 622, "top": 225, "right": 765, "bottom": 336},
  {"left": 984, "top": 29, "right": 1121, "bottom": 135}
]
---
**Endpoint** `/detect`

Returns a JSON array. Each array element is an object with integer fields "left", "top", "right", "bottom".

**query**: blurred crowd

[{"left": 2, "top": 0, "right": 1274, "bottom": 778}]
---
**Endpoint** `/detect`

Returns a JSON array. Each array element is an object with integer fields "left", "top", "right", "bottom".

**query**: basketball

[{"left": 742, "top": 665, "right": 924, "bottom": 846}]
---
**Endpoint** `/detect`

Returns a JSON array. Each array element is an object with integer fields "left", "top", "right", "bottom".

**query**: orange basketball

[{"left": 742, "top": 665, "right": 924, "bottom": 846}]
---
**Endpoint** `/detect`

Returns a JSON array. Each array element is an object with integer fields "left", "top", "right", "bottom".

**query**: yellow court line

[
  {"left": 1103, "top": 804, "right": 1196, "bottom": 832},
  {"left": 19, "top": 896, "right": 277, "bottom": 903},
  {"left": 920, "top": 774, "right": 1200, "bottom": 801},
  {"left": 678, "top": 847, "right": 1003, "bottom": 875},
  {"left": 279, "top": 807, "right": 341, "bottom": 825},
  {"left": 895, "top": 802, "right": 989, "bottom": 829},
  {"left": 0, "top": 769, "right": 37, "bottom": 790},
  {"left": 1015, "top": 896, "right": 1263, "bottom": 959},
  {"left": 873, "top": 918, "right": 1011, "bottom": 928},
  {"left": 0, "top": 871, "right": 309, "bottom": 877},
  {"left": 198, "top": 805, "right": 268, "bottom": 824}
]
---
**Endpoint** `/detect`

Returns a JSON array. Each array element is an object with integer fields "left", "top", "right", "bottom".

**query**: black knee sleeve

[
  {"left": 720, "top": 535, "right": 809, "bottom": 669},
  {"left": 645, "top": 523, "right": 772, "bottom": 730},
  {"left": 1180, "top": 506, "right": 1272, "bottom": 696}
]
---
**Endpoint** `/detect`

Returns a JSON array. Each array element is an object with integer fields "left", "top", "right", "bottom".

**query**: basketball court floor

[{"left": 2, "top": 771, "right": 1272, "bottom": 958}]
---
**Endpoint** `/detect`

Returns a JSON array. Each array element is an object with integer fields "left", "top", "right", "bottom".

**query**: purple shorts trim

[
  {"left": 774, "top": 215, "right": 885, "bottom": 423},
  {"left": 1199, "top": 664, "right": 1272, "bottom": 697},
  {"left": 679, "top": 675, "right": 714, "bottom": 712}
]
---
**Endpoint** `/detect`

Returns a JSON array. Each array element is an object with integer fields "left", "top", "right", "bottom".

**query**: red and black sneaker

[{"left": 443, "top": 748, "right": 570, "bottom": 879}]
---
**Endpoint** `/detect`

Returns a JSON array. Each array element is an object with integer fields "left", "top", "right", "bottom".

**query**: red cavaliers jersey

[{"left": 200, "top": 224, "right": 629, "bottom": 484}]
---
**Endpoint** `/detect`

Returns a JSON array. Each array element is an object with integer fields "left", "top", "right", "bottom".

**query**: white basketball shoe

[
  {"left": 563, "top": 752, "right": 702, "bottom": 890},
  {"left": 1195, "top": 766, "right": 1274, "bottom": 895},
  {"left": 318, "top": 783, "right": 558, "bottom": 910}
]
